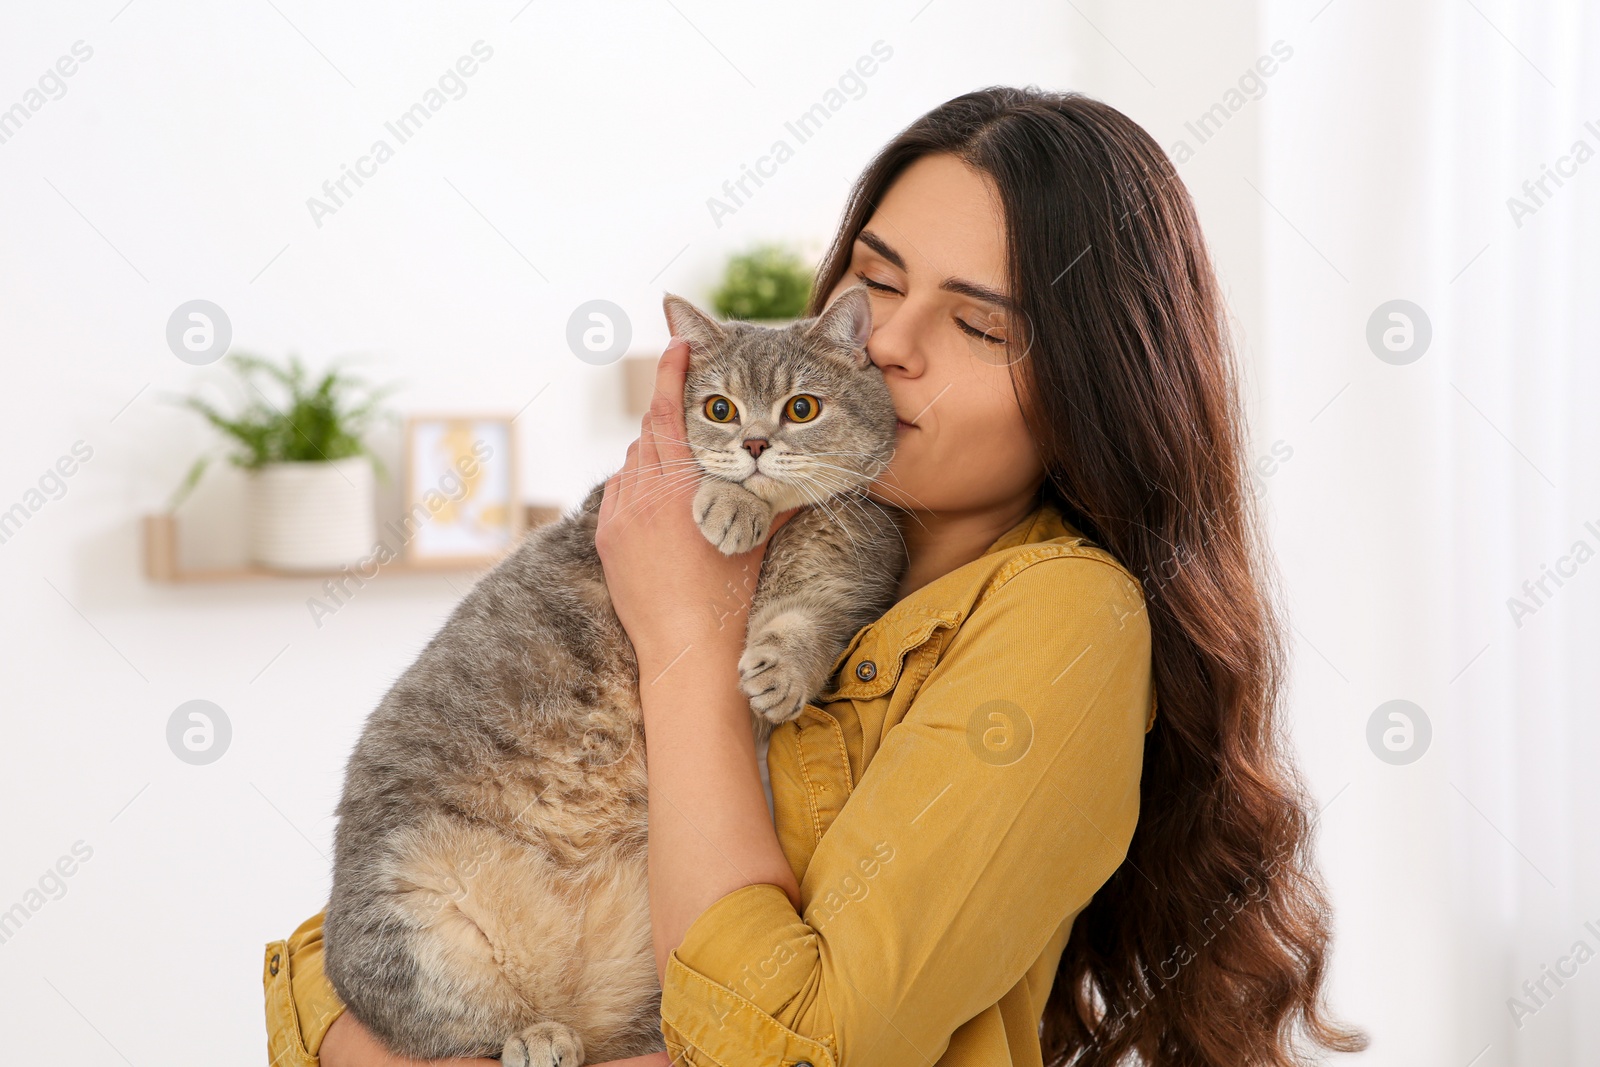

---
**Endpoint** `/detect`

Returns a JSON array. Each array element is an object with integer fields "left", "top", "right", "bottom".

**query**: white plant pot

[{"left": 247, "top": 458, "right": 375, "bottom": 572}]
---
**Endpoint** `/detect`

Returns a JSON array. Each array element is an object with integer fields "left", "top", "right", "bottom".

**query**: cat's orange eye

[
  {"left": 703, "top": 395, "right": 737, "bottom": 423},
  {"left": 784, "top": 394, "right": 821, "bottom": 423}
]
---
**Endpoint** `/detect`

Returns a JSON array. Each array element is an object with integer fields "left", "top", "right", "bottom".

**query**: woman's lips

[{"left": 896, "top": 419, "right": 916, "bottom": 433}]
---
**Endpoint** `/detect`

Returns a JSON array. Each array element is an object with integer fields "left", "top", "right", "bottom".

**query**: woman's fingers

[
  {"left": 636, "top": 411, "right": 656, "bottom": 469},
  {"left": 598, "top": 433, "right": 643, "bottom": 546},
  {"left": 601, "top": 337, "right": 712, "bottom": 547},
  {"left": 648, "top": 339, "right": 692, "bottom": 462},
  {"left": 596, "top": 471, "right": 620, "bottom": 550}
]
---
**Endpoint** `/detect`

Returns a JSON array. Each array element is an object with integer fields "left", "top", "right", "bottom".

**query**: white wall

[{"left": 1256, "top": 1, "right": 1600, "bottom": 1064}]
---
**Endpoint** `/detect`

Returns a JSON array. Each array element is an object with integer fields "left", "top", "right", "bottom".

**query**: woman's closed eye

[
  {"left": 855, "top": 270, "right": 900, "bottom": 295},
  {"left": 853, "top": 270, "right": 1008, "bottom": 346},
  {"left": 959, "top": 312, "right": 1008, "bottom": 346}
]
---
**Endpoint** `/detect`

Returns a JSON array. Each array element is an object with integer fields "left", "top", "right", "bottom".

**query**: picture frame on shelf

[{"left": 401, "top": 413, "right": 522, "bottom": 569}]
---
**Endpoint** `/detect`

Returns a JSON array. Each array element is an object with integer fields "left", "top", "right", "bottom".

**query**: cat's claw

[
  {"left": 502, "top": 1021, "right": 584, "bottom": 1067},
  {"left": 693, "top": 480, "right": 773, "bottom": 555},
  {"left": 739, "top": 626, "right": 824, "bottom": 724}
]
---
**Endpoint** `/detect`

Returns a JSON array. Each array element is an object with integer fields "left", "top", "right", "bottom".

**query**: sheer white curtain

[{"left": 1258, "top": 0, "right": 1600, "bottom": 1063}]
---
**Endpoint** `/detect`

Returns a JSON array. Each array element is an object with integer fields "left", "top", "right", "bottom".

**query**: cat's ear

[
  {"left": 805, "top": 283, "right": 873, "bottom": 367},
  {"left": 662, "top": 293, "right": 727, "bottom": 356}
]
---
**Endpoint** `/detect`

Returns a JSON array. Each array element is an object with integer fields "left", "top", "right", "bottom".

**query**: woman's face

[{"left": 820, "top": 152, "right": 1046, "bottom": 515}]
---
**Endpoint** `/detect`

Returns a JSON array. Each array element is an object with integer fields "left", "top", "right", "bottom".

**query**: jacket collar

[
  {"left": 977, "top": 493, "right": 1085, "bottom": 558},
  {"left": 894, "top": 494, "right": 1092, "bottom": 622},
  {"left": 814, "top": 496, "right": 1095, "bottom": 702}
]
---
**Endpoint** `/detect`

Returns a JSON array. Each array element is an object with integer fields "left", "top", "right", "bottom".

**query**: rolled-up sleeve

[
  {"left": 661, "top": 554, "right": 1153, "bottom": 1067},
  {"left": 264, "top": 909, "right": 347, "bottom": 1067}
]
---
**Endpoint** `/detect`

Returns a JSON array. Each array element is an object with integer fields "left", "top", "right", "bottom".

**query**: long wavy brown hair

[{"left": 805, "top": 87, "right": 1369, "bottom": 1066}]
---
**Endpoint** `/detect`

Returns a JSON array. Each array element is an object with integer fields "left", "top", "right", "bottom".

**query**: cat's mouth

[
  {"left": 738, "top": 466, "right": 816, "bottom": 512},
  {"left": 741, "top": 466, "right": 794, "bottom": 493},
  {"left": 740, "top": 454, "right": 840, "bottom": 491}
]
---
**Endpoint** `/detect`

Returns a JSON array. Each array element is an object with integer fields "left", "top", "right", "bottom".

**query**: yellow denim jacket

[{"left": 264, "top": 497, "right": 1156, "bottom": 1067}]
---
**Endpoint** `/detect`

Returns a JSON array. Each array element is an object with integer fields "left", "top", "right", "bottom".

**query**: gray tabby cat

[{"left": 324, "top": 284, "right": 908, "bottom": 1067}]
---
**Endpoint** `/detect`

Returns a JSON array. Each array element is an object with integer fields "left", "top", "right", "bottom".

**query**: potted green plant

[
  {"left": 175, "top": 354, "right": 396, "bottom": 572},
  {"left": 710, "top": 243, "right": 815, "bottom": 325}
]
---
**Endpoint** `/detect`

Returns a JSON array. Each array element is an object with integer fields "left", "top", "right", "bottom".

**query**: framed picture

[{"left": 401, "top": 414, "right": 522, "bottom": 568}]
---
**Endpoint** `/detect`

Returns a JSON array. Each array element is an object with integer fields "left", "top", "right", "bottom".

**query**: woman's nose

[{"left": 866, "top": 306, "right": 925, "bottom": 378}]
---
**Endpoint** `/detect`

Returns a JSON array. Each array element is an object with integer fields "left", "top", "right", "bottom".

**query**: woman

[{"left": 266, "top": 87, "right": 1367, "bottom": 1067}]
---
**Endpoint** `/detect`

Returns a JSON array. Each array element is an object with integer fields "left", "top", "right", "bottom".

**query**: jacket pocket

[{"left": 818, "top": 609, "right": 960, "bottom": 702}]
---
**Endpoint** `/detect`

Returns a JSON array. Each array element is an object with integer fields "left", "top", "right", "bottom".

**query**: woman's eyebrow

[{"left": 855, "top": 229, "right": 1018, "bottom": 314}]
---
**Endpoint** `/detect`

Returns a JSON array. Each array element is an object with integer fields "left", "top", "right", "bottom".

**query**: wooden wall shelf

[{"left": 142, "top": 504, "right": 565, "bottom": 584}]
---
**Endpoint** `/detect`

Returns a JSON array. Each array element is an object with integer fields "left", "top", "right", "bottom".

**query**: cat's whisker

[
  {"left": 609, "top": 488, "right": 705, "bottom": 523},
  {"left": 818, "top": 491, "right": 896, "bottom": 562},
  {"left": 606, "top": 465, "right": 708, "bottom": 496},
  {"left": 789, "top": 458, "right": 938, "bottom": 528},
  {"left": 632, "top": 458, "right": 709, "bottom": 476},
  {"left": 789, "top": 471, "right": 915, "bottom": 561},
  {"left": 773, "top": 454, "right": 935, "bottom": 524},
  {"left": 640, "top": 427, "right": 701, "bottom": 451},
  {"left": 601, "top": 472, "right": 711, "bottom": 526},
  {"left": 785, "top": 481, "right": 885, "bottom": 573}
]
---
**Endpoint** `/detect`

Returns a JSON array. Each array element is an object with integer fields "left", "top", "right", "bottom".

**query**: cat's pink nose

[{"left": 742, "top": 437, "right": 769, "bottom": 459}]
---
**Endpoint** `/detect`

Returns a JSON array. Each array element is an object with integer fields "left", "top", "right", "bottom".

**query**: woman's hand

[
  {"left": 320, "top": 1012, "right": 495, "bottom": 1067},
  {"left": 324, "top": 342, "right": 787, "bottom": 1067},
  {"left": 320, "top": 1012, "right": 671, "bottom": 1067},
  {"left": 596, "top": 338, "right": 797, "bottom": 673}
]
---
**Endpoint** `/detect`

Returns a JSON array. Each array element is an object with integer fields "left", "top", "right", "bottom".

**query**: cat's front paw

[
  {"left": 739, "top": 619, "right": 828, "bottom": 724},
  {"left": 503, "top": 1021, "right": 584, "bottom": 1067},
  {"left": 693, "top": 479, "right": 773, "bottom": 555}
]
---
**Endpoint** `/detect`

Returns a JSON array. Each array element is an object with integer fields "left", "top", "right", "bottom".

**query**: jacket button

[
  {"left": 855, "top": 660, "right": 877, "bottom": 681},
  {"left": 269, "top": 952, "right": 281, "bottom": 977},
  {"left": 794, "top": 1062, "right": 814, "bottom": 1067}
]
